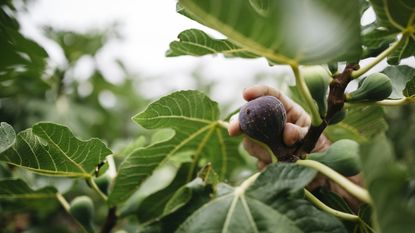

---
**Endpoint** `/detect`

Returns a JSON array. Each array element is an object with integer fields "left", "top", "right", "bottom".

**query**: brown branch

[
  {"left": 295, "top": 64, "right": 359, "bottom": 157},
  {"left": 100, "top": 207, "right": 117, "bottom": 233}
]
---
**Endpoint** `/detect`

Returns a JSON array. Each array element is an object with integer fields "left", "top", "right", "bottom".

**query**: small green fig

[
  {"left": 346, "top": 73, "right": 392, "bottom": 102},
  {"left": 301, "top": 66, "right": 330, "bottom": 117},
  {"left": 69, "top": 196, "right": 95, "bottom": 233},
  {"left": 239, "top": 96, "right": 287, "bottom": 160},
  {"left": 94, "top": 175, "right": 111, "bottom": 195},
  {"left": 307, "top": 139, "right": 361, "bottom": 177}
]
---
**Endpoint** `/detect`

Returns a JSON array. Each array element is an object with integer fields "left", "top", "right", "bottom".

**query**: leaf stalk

[
  {"left": 303, "top": 189, "right": 360, "bottom": 222},
  {"left": 351, "top": 36, "right": 406, "bottom": 79},
  {"left": 87, "top": 177, "right": 108, "bottom": 202},
  {"left": 291, "top": 65, "right": 322, "bottom": 126},
  {"left": 296, "top": 159, "right": 372, "bottom": 204}
]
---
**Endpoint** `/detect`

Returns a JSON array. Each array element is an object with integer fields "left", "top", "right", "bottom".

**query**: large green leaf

[
  {"left": 325, "top": 106, "right": 387, "bottom": 143},
  {"left": 369, "top": 0, "right": 415, "bottom": 31},
  {"left": 109, "top": 91, "right": 243, "bottom": 204},
  {"left": 360, "top": 23, "right": 398, "bottom": 59},
  {"left": 0, "top": 122, "right": 15, "bottom": 154},
  {"left": 0, "top": 178, "right": 57, "bottom": 200},
  {"left": 360, "top": 134, "right": 415, "bottom": 232},
  {"left": 366, "top": 0, "right": 415, "bottom": 64},
  {"left": 167, "top": 29, "right": 258, "bottom": 58},
  {"left": 0, "top": 123, "right": 111, "bottom": 177},
  {"left": 387, "top": 36, "right": 415, "bottom": 65},
  {"left": 178, "top": 0, "right": 361, "bottom": 65},
  {"left": 382, "top": 65, "right": 415, "bottom": 98},
  {"left": 175, "top": 163, "right": 346, "bottom": 233}
]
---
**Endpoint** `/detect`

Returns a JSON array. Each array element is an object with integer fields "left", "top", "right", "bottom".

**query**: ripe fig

[
  {"left": 239, "top": 96, "right": 289, "bottom": 161},
  {"left": 346, "top": 72, "right": 392, "bottom": 102},
  {"left": 307, "top": 139, "right": 361, "bottom": 177},
  {"left": 302, "top": 66, "right": 330, "bottom": 117},
  {"left": 69, "top": 196, "right": 95, "bottom": 233}
]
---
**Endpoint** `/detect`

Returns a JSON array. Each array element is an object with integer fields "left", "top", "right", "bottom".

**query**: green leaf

[
  {"left": 403, "top": 78, "right": 415, "bottom": 97},
  {"left": 136, "top": 163, "right": 192, "bottom": 223},
  {"left": 387, "top": 36, "right": 415, "bottom": 65},
  {"left": 175, "top": 163, "right": 346, "bottom": 233},
  {"left": 109, "top": 91, "right": 243, "bottom": 204},
  {"left": 382, "top": 65, "right": 415, "bottom": 98},
  {"left": 325, "top": 106, "right": 387, "bottom": 143},
  {"left": 141, "top": 177, "right": 213, "bottom": 233},
  {"left": 360, "top": 134, "right": 415, "bottom": 232},
  {"left": 249, "top": 0, "right": 270, "bottom": 17},
  {"left": 0, "top": 122, "right": 111, "bottom": 177},
  {"left": 0, "top": 178, "right": 57, "bottom": 200},
  {"left": 0, "top": 8, "right": 48, "bottom": 84},
  {"left": 361, "top": 24, "right": 397, "bottom": 49},
  {"left": 361, "top": 23, "right": 398, "bottom": 59},
  {"left": 178, "top": 0, "right": 361, "bottom": 65},
  {"left": 369, "top": 0, "right": 415, "bottom": 31},
  {"left": 0, "top": 122, "right": 15, "bottom": 154},
  {"left": 167, "top": 29, "right": 258, "bottom": 58}
]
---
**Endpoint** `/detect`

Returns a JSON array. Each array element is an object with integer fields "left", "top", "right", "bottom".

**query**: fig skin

[
  {"left": 346, "top": 72, "right": 392, "bottom": 102},
  {"left": 239, "top": 96, "right": 291, "bottom": 161},
  {"left": 69, "top": 196, "right": 95, "bottom": 233}
]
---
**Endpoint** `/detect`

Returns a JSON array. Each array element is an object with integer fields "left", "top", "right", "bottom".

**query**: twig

[
  {"left": 296, "top": 64, "right": 358, "bottom": 155},
  {"left": 100, "top": 207, "right": 117, "bottom": 233}
]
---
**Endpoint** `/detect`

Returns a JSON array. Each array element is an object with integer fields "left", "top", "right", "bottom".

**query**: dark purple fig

[{"left": 239, "top": 96, "right": 289, "bottom": 160}]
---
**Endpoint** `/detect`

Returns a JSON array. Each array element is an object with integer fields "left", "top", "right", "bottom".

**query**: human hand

[{"left": 228, "top": 85, "right": 330, "bottom": 170}]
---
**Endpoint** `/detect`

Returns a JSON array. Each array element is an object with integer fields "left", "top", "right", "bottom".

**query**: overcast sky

[{"left": 17, "top": 0, "right": 414, "bottom": 105}]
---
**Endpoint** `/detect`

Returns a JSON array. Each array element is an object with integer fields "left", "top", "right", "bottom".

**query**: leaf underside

[{"left": 175, "top": 0, "right": 362, "bottom": 65}]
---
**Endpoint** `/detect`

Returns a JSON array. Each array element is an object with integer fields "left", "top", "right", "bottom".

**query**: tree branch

[
  {"left": 100, "top": 207, "right": 117, "bottom": 233},
  {"left": 295, "top": 64, "right": 358, "bottom": 156}
]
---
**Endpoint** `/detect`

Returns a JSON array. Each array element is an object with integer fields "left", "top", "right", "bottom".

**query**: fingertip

[
  {"left": 242, "top": 84, "right": 267, "bottom": 100},
  {"left": 228, "top": 116, "right": 241, "bottom": 136}
]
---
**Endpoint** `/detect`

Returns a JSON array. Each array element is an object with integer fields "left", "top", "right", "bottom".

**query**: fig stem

[
  {"left": 218, "top": 120, "right": 229, "bottom": 129},
  {"left": 291, "top": 65, "right": 323, "bottom": 126},
  {"left": 87, "top": 177, "right": 108, "bottom": 202},
  {"left": 56, "top": 193, "right": 70, "bottom": 212},
  {"left": 351, "top": 35, "right": 406, "bottom": 79},
  {"left": 303, "top": 189, "right": 360, "bottom": 222},
  {"left": 296, "top": 159, "right": 372, "bottom": 204}
]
